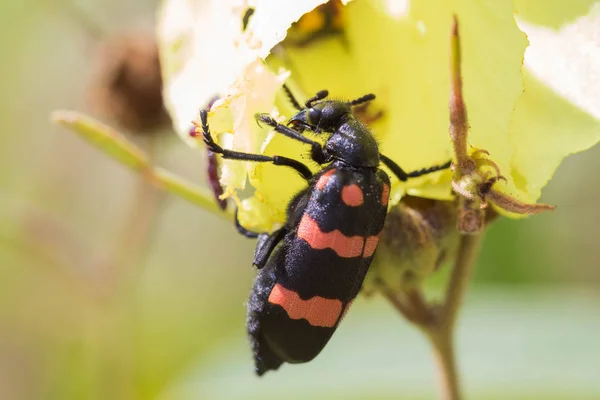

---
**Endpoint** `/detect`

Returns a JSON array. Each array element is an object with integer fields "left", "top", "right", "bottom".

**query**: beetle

[
  {"left": 283, "top": 0, "right": 346, "bottom": 47},
  {"left": 190, "top": 96, "right": 228, "bottom": 211},
  {"left": 197, "top": 88, "right": 451, "bottom": 375},
  {"left": 240, "top": 1, "right": 345, "bottom": 47}
]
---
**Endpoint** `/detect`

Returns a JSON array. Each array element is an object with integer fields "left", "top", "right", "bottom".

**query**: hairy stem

[
  {"left": 386, "top": 231, "right": 484, "bottom": 400},
  {"left": 430, "top": 232, "right": 483, "bottom": 400},
  {"left": 427, "top": 329, "right": 460, "bottom": 400},
  {"left": 441, "top": 233, "right": 483, "bottom": 330}
]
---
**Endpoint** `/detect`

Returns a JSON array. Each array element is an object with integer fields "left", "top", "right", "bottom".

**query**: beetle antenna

[
  {"left": 349, "top": 93, "right": 376, "bottom": 106},
  {"left": 305, "top": 90, "right": 329, "bottom": 108},
  {"left": 282, "top": 84, "right": 303, "bottom": 110}
]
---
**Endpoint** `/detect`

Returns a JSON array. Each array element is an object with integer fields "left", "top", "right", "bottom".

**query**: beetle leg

[
  {"left": 255, "top": 113, "right": 329, "bottom": 164},
  {"left": 234, "top": 208, "right": 260, "bottom": 238},
  {"left": 381, "top": 154, "right": 451, "bottom": 182},
  {"left": 253, "top": 229, "right": 287, "bottom": 269},
  {"left": 199, "top": 110, "right": 313, "bottom": 179}
]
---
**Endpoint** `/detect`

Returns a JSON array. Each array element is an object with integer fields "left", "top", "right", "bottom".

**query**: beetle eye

[{"left": 307, "top": 107, "right": 321, "bottom": 125}]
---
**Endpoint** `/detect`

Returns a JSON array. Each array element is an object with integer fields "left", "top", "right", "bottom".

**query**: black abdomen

[{"left": 247, "top": 165, "right": 390, "bottom": 375}]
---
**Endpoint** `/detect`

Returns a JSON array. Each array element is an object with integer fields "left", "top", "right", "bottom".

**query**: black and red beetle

[{"left": 198, "top": 88, "right": 450, "bottom": 375}]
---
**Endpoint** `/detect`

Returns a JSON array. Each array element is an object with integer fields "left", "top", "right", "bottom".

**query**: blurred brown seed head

[{"left": 89, "top": 32, "right": 170, "bottom": 134}]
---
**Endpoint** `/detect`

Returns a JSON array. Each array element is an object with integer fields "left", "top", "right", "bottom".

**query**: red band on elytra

[
  {"left": 381, "top": 183, "right": 390, "bottom": 206},
  {"left": 268, "top": 283, "right": 343, "bottom": 328},
  {"left": 362, "top": 234, "right": 381, "bottom": 258},
  {"left": 297, "top": 214, "right": 364, "bottom": 258}
]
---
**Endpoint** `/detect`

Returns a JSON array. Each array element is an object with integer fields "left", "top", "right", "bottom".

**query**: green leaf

[{"left": 154, "top": 167, "right": 231, "bottom": 216}]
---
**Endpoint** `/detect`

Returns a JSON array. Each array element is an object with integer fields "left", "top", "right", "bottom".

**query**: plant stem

[
  {"left": 153, "top": 167, "right": 231, "bottom": 218},
  {"left": 430, "top": 232, "right": 483, "bottom": 400},
  {"left": 383, "top": 289, "right": 420, "bottom": 324},
  {"left": 427, "top": 329, "right": 460, "bottom": 400},
  {"left": 386, "top": 231, "right": 484, "bottom": 400},
  {"left": 53, "top": 111, "right": 233, "bottom": 220},
  {"left": 441, "top": 233, "right": 483, "bottom": 330}
]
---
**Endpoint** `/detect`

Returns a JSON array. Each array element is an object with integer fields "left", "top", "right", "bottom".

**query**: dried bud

[
  {"left": 448, "top": 18, "right": 555, "bottom": 221},
  {"left": 458, "top": 200, "right": 485, "bottom": 234},
  {"left": 89, "top": 32, "right": 170, "bottom": 134}
]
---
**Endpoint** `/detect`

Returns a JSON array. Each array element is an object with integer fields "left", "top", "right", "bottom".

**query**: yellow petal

[
  {"left": 159, "top": 0, "right": 257, "bottom": 143},
  {"left": 249, "top": 0, "right": 333, "bottom": 58},
  {"left": 507, "top": 12, "right": 600, "bottom": 203},
  {"left": 515, "top": 0, "right": 598, "bottom": 28},
  {"left": 211, "top": 60, "right": 290, "bottom": 190},
  {"left": 269, "top": 0, "right": 527, "bottom": 205}
]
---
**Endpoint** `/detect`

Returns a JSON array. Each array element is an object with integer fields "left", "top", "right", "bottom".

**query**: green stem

[
  {"left": 153, "top": 167, "right": 231, "bottom": 218},
  {"left": 382, "top": 289, "right": 420, "bottom": 323},
  {"left": 441, "top": 234, "right": 483, "bottom": 330},
  {"left": 427, "top": 329, "right": 460, "bottom": 400},
  {"left": 387, "top": 232, "right": 484, "bottom": 400},
  {"left": 430, "top": 233, "right": 483, "bottom": 400},
  {"left": 52, "top": 110, "right": 232, "bottom": 220}
]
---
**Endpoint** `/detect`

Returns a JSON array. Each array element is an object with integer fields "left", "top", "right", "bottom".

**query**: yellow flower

[{"left": 158, "top": 0, "right": 600, "bottom": 232}]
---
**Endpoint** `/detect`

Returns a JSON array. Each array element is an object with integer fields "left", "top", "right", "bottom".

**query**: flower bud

[{"left": 364, "top": 196, "right": 460, "bottom": 294}]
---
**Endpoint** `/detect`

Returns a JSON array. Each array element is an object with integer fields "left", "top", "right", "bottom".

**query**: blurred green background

[{"left": 1, "top": 0, "right": 599, "bottom": 399}]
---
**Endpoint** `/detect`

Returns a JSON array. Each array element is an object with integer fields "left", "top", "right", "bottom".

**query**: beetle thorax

[{"left": 325, "top": 120, "right": 380, "bottom": 168}]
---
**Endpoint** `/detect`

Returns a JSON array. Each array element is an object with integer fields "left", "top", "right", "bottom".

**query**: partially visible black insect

[
  {"left": 241, "top": 7, "right": 255, "bottom": 31},
  {"left": 284, "top": 0, "right": 346, "bottom": 47},
  {"left": 189, "top": 96, "right": 227, "bottom": 210},
  {"left": 202, "top": 96, "right": 227, "bottom": 210},
  {"left": 198, "top": 87, "right": 451, "bottom": 375},
  {"left": 204, "top": 146, "right": 227, "bottom": 211}
]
